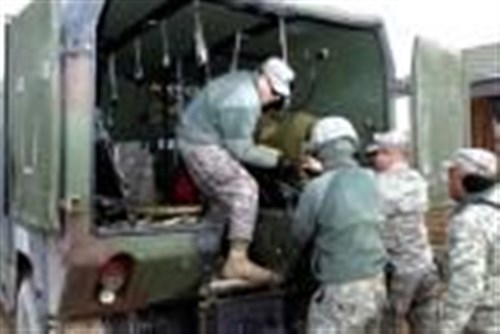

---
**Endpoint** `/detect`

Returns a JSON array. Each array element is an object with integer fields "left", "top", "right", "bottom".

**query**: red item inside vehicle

[{"left": 170, "top": 167, "right": 200, "bottom": 205}]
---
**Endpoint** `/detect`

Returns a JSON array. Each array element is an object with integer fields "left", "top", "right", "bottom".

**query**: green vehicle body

[{"left": 0, "top": 0, "right": 468, "bottom": 331}]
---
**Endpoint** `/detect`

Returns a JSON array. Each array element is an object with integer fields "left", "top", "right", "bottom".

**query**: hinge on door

[{"left": 59, "top": 197, "right": 84, "bottom": 216}]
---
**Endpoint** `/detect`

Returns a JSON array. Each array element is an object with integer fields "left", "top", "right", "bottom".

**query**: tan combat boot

[{"left": 221, "top": 240, "right": 281, "bottom": 285}]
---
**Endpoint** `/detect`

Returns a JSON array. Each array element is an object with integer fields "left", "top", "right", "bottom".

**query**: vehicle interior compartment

[{"left": 94, "top": 0, "right": 390, "bottom": 230}]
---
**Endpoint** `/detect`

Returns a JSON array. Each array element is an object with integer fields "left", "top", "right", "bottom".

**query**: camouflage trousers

[
  {"left": 383, "top": 267, "right": 441, "bottom": 334},
  {"left": 307, "top": 274, "right": 386, "bottom": 334},
  {"left": 465, "top": 308, "right": 500, "bottom": 334},
  {"left": 180, "top": 144, "right": 259, "bottom": 241},
  {"left": 442, "top": 308, "right": 500, "bottom": 334}
]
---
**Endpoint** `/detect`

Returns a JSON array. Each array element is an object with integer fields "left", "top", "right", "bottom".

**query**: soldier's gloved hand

[{"left": 301, "top": 155, "right": 324, "bottom": 176}]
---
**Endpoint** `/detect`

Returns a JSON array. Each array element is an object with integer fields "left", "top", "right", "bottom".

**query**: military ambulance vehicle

[{"left": 0, "top": 0, "right": 468, "bottom": 332}]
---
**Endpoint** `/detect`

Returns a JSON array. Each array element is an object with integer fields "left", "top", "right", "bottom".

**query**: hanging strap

[
  {"left": 279, "top": 17, "right": 288, "bottom": 62},
  {"left": 108, "top": 53, "right": 119, "bottom": 104},
  {"left": 133, "top": 37, "right": 144, "bottom": 82},
  {"left": 160, "top": 19, "right": 171, "bottom": 69},
  {"left": 193, "top": 0, "right": 209, "bottom": 67},
  {"left": 230, "top": 30, "right": 243, "bottom": 72},
  {"left": 174, "top": 59, "right": 185, "bottom": 112}
]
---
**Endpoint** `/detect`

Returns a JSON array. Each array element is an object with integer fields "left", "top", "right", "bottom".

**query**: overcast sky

[{"left": 1, "top": 0, "right": 499, "bottom": 79}]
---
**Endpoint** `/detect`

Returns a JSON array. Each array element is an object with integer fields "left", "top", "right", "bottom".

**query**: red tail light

[{"left": 97, "top": 254, "right": 133, "bottom": 305}]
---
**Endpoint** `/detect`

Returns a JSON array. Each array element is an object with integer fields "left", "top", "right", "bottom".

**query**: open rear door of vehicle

[
  {"left": 411, "top": 37, "right": 469, "bottom": 210},
  {"left": 0, "top": 20, "right": 14, "bottom": 310},
  {"left": 7, "top": 1, "right": 62, "bottom": 231}
]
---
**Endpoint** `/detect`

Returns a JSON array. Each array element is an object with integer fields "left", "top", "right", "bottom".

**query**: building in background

[{"left": 464, "top": 43, "right": 500, "bottom": 153}]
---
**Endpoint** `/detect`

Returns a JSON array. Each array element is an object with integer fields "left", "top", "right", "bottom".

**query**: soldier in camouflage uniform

[
  {"left": 441, "top": 148, "right": 500, "bottom": 334},
  {"left": 177, "top": 57, "right": 297, "bottom": 284},
  {"left": 369, "top": 130, "right": 441, "bottom": 333},
  {"left": 293, "top": 117, "right": 387, "bottom": 334}
]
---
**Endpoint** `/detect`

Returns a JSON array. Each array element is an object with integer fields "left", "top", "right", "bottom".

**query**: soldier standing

[
  {"left": 441, "top": 148, "right": 500, "bottom": 334},
  {"left": 369, "top": 130, "right": 441, "bottom": 333},
  {"left": 293, "top": 116, "right": 387, "bottom": 334}
]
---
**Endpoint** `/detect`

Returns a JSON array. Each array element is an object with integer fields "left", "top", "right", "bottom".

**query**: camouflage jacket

[
  {"left": 177, "top": 71, "right": 280, "bottom": 168},
  {"left": 293, "top": 152, "right": 386, "bottom": 285},
  {"left": 442, "top": 185, "right": 500, "bottom": 333},
  {"left": 376, "top": 162, "right": 435, "bottom": 275}
]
